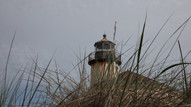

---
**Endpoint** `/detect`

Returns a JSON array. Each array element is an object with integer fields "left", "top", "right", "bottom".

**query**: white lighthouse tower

[{"left": 88, "top": 34, "right": 121, "bottom": 86}]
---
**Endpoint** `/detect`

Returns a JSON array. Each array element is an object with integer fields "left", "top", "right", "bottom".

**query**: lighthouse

[{"left": 88, "top": 34, "right": 121, "bottom": 86}]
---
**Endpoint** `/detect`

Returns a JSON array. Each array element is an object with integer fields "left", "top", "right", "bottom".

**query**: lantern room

[
  {"left": 94, "top": 34, "right": 115, "bottom": 52},
  {"left": 88, "top": 34, "right": 121, "bottom": 65}
]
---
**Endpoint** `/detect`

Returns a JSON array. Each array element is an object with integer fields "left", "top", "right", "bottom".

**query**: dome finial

[{"left": 103, "top": 34, "right": 107, "bottom": 39}]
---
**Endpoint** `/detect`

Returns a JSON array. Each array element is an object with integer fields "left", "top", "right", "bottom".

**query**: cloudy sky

[{"left": 0, "top": 0, "right": 191, "bottom": 76}]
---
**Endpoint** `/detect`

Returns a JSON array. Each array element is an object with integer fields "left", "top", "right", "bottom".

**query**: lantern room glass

[{"left": 95, "top": 42, "right": 115, "bottom": 52}]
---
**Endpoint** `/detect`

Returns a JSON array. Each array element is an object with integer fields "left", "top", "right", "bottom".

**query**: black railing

[{"left": 88, "top": 51, "right": 121, "bottom": 65}]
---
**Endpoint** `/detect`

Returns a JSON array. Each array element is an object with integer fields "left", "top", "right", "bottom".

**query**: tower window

[
  {"left": 96, "top": 44, "right": 102, "bottom": 49},
  {"left": 103, "top": 43, "right": 110, "bottom": 49}
]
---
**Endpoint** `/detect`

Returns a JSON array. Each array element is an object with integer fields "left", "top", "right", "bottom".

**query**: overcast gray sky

[{"left": 0, "top": 0, "right": 191, "bottom": 76}]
